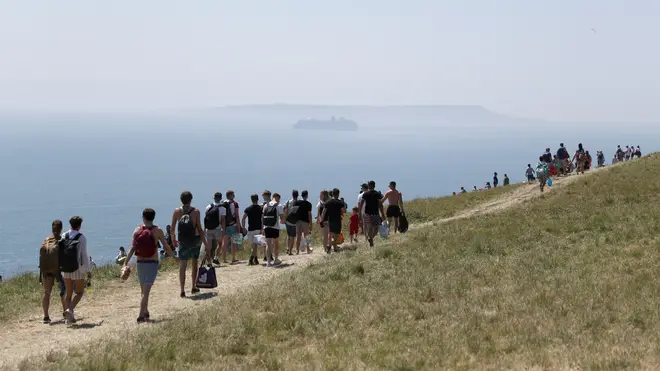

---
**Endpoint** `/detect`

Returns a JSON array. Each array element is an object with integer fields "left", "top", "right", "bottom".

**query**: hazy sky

[{"left": 1, "top": 0, "right": 658, "bottom": 121}]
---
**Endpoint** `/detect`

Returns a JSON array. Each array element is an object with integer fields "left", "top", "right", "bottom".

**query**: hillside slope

[{"left": 13, "top": 156, "right": 659, "bottom": 370}]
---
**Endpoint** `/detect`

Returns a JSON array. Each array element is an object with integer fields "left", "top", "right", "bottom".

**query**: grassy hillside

[
  {"left": 25, "top": 154, "right": 660, "bottom": 370},
  {"left": 22, "top": 155, "right": 660, "bottom": 369}
]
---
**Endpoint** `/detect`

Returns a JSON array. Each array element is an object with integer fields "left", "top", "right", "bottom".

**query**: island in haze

[{"left": 293, "top": 116, "right": 358, "bottom": 131}]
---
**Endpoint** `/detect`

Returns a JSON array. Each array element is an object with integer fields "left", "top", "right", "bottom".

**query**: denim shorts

[
  {"left": 137, "top": 260, "right": 159, "bottom": 285},
  {"left": 225, "top": 224, "right": 238, "bottom": 237}
]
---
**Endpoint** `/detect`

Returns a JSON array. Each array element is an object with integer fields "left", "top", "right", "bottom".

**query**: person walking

[
  {"left": 60, "top": 216, "right": 91, "bottom": 325},
  {"left": 493, "top": 173, "right": 499, "bottom": 188},
  {"left": 221, "top": 191, "right": 241, "bottom": 265},
  {"left": 124, "top": 208, "right": 177, "bottom": 323},
  {"left": 284, "top": 190, "right": 300, "bottom": 255},
  {"left": 262, "top": 191, "right": 285, "bottom": 266},
  {"left": 203, "top": 192, "right": 226, "bottom": 265},
  {"left": 295, "top": 190, "right": 313, "bottom": 254},
  {"left": 171, "top": 191, "right": 209, "bottom": 298},
  {"left": 317, "top": 190, "right": 330, "bottom": 252},
  {"left": 39, "top": 219, "right": 67, "bottom": 324},
  {"left": 382, "top": 181, "right": 403, "bottom": 234},
  {"left": 242, "top": 194, "right": 263, "bottom": 266},
  {"left": 359, "top": 181, "right": 387, "bottom": 247},
  {"left": 321, "top": 188, "right": 346, "bottom": 253}
]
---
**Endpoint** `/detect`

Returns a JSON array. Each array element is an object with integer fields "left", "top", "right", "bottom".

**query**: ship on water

[{"left": 293, "top": 116, "right": 358, "bottom": 131}]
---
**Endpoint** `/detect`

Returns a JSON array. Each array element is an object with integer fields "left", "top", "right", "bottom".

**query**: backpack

[
  {"left": 178, "top": 207, "right": 196, "bottom": 240},
  {"left": 133, "top": 225, "right": 157, "bottom": 258},
  {"left": 286, "top": 200, "right": 300, "bottom": 224},
  {"left": 263, "top": 203, "right": 279, "bottom": 228},
  {"left": 223, "top": 200, "right": 236, "bottom": 226},
  {"left": 40, "top": 236, "right": 60, "bottom": 275},
  {"left": 558, "top": 147, "right": 568, "bottom": 160},
  {"left": 204, "top": 203, "right": 221, "bottom": 230},
  {"left": 58, "top": 233, "right": 82, "bottom": 273}
]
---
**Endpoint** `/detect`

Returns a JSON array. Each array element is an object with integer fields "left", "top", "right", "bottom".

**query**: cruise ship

[{"left": 293, "top": 116, "right": 358, "bottom": 131}]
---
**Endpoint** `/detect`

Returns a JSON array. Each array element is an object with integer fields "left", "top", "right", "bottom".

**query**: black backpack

[
  {"left": 223, "top": 200, "right": 236, "bottom": 226},
  {"left": 204, "top": 203, "right": 221, "bottom": 230},
  {"left": 286, "top": 200, "right": 300, "bottom": 224},
  {"left": 263, "top": 203, "right": 279, "bottom": 227},
  {"left": 58, "top": 233, "right": 82, "bottom": 273},
  {"left": 178, "top": 207, "right": 196, "bottom": 240}
]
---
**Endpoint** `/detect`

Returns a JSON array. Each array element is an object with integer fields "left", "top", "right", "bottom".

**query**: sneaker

[
  {"left": 325, "top": 245, "right": 331, "bottom": 254},
  {"left": 65, "top": 310, "right": 76, "bottom": 325},
  {"left": 191, "top": 287, "right": 200, "bottom": 294},
  {"left": 212, "top": 258, "right": 220, "bottom": 266},
  {"left": 248, "top": 257, "right": 255, "bottom": 266},
  {"left": 253, "top": 257, "right": 259, "bottom": 266},
  {"left": 273, "top": 258, "right": 282, "bottom": 266},
  {"left": 42, "top": 316, "right": 51, "bottom": 324},
  {"left": 306, "top": 247, "right": 313, "bottom": 254}
]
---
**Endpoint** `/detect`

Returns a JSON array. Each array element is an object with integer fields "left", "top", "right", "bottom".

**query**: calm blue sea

[{"left": 0, "top": 112, "right": 657, "bottom": 277}]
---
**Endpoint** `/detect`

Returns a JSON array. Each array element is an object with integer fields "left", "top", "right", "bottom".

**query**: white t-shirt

[
  {"left": 264, "top": 200, "right": 285, "bottom": 230},
  {"left": 357, "top": 192, "right": 366, "bottom": 214}
]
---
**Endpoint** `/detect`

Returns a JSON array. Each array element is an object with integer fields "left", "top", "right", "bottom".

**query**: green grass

[{"left": 24, "top": 158, "right": 660, "bottom": 370}]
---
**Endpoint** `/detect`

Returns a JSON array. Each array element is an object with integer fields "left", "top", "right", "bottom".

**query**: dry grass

[{"left": 21, "top": 157, "right": 660, "bottom": 370}]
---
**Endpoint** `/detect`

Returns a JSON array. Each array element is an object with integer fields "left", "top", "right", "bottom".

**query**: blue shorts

[
  {"left": 137, "top": 260, "right": 159, "bottom": 285},
  {"left": 225, "top": 225, "right": 238, "bottom": 237},
  {"left": 179, "top": 238, "right": 201, "bottom": 261}
]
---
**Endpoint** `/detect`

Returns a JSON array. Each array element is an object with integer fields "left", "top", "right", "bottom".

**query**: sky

[{"left": 0, "top": 0, "right": 658, "bottom": 122}]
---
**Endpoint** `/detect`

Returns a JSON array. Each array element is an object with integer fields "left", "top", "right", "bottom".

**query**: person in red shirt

[{"left": 349, "top": 207, "right": 360, "bottom": 243}]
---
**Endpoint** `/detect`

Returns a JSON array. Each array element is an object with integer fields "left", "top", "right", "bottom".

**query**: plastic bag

[
  {"left": 398, "top": 214, "right": 409, "bottom": 233},
  {"left": 379, "top": 222, "right": 389, "bottom": 239},
  {"left": 304, "top": 235, "right": 313, "bottom": 247},
  {"left": 231, "top": 233, "right": 244, "bottom": 246},
  {"left": 336, "top": 232, "right": 345, "bottom": 245},
  {"left": 252, "top": 234, "right": 267, "bottom": 247},
  {"left": 547, "top": 177, "right": 553, "bottom": 187}
]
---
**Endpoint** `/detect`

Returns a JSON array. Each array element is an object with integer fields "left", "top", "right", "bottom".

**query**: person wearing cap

[{"left": 203, "top": 192, "right": 226, "bottom": 265}]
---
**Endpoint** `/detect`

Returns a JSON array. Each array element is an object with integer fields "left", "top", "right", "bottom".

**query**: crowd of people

[
  {"left": 454, "top": 143, "right": 642, "bottom": 195},
  {"left": 38, "top": 181, "right": 406, "bottom": 324}
]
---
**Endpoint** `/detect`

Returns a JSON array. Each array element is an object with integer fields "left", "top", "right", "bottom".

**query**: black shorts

[
  {"left": 286, "top": 224, "right": 297, "bottom": 238},
  {"left": 265, "top": 228, "right": 280, "bottom": 239},
  {"left": 43, "top": 272, "right": 66, "bottom": 297},
  {"left": 329, "top": 221, "right": 342, "bottom": 235},
  {"left": 386, "top": 205, "right": 401, "bottom": 218}
]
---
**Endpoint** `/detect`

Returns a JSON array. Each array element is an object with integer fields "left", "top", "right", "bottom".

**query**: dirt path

[{"left": 0, "top": 168, "right": 607, "bottom": 370}]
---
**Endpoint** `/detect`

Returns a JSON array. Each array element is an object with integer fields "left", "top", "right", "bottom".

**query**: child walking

[{"left": 349, "top": 207, "right": 360, "bottom": 243}]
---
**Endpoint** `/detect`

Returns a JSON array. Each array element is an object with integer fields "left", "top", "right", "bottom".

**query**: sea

[{"left": 0, "top": 110, "right": 657, "bottom": 277}]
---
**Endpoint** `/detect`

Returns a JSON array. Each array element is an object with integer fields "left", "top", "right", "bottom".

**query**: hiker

[
  {"left": 203, "top": 192, "right": 226, "bottom": 265},
  {"left": 60, "top": 216, "right": 91, "bottom": 325},
  {"left": 557, "top": 143, "right": 570, "bottom": 175},
  {"left": 624, "top": 145, "right": 632, "bottom": 161},
  {"left": 585, "top": 151, "right": 592, "bottom": 170},
  {"left": 635, "top": 146, "right": 642, "bottom": 158},
  {"left": 39, "top": 219, "right": 67, "bottom": 324},
  {"left": 124, "top": 208, "right": 177, "bottom": 323},
  {"left": 317, "top": 190, "right": 330, "bottom": 252},
  {"left": 616, "top": 145, "right": 625, "bottom": 162},
  {"left": 535, "top": 156, "right": 549, "bottom": 192},
  {"left": 542, "top": 148, "right": 553, "bottom": 163},
  {"left": 597, "top": 151, "right": 605, "bottom": 167},
  {"left": 284, "top": 190, "right": 300, "bottom": 255},
  {"left": 357, "top": 183, "right": 368, "bottom": 240},
  {"left": 295, "top": 190, "right": 313, "bottom": 254},
  {"left": 382, "top": 181, "right": 403, "bottom": 234},
  {"left": 460, "top": 186, "right": 467, "bottom": 194},
  {"left": 171, "top": 191, "right": 209, "bottom": 298},
  {"left": 358, "top": 181, "right": 387, "bottom": 247},
  {"left": 321, "top": 188, "right": 346, "bottom": 253},
  {"left": 165, "top": 225, "right": 173, "bottom": 253},
  {"left": 503, "top": 174, "right": 510, "bottom": 186},
  {"left": 349, "top": 207, "right": 360, "bottom": 243},
  {"left": 242, "top": 194, "right": 263, "bottom": 266},
  {"left": 573, "top": 143, "right": 586, "bottom": 175},
  {"left": 262, "top": 191, "right": 284, "bottom": 266},
  {"left": 493, "top": 173, "right": 499, "bottom": 188},
  {"left": 221, "top": 191, "right": 241, "bottom": 265},
  {"left": 525, "top": 164, "right": 535, "bottom": 183},
  {"left": 115, "top": 247, "right": 127, "bottom": 265},
  {"left": 485, "top": 182, "right": 491, "bottom": 190}
]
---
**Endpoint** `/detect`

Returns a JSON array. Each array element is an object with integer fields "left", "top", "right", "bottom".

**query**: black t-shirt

[
  {"left": 325, "top": 199, "right": 344, "bottom": 223},
  {"left": 361, "top": 190, "right": 381, "bottom": 215},
  {"left": 244, "top": 204, "right": 263, "bottom": 231},
  {"left": 296, "top": 200, "right": 313, "bottom": 223}
]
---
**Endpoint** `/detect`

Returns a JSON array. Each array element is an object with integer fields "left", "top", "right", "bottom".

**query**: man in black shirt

[
  {"left": 295, "top": 190, "right": 314, "bottom": 254},
  {"left": 242, "top": 194, "right": 263, "bottom": 266},
  {"left": 321, "top": 188, "right": 346, "bottom": 253},
  {"left": 359, "top": 180, "right": 386, "bottom": 247}
]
